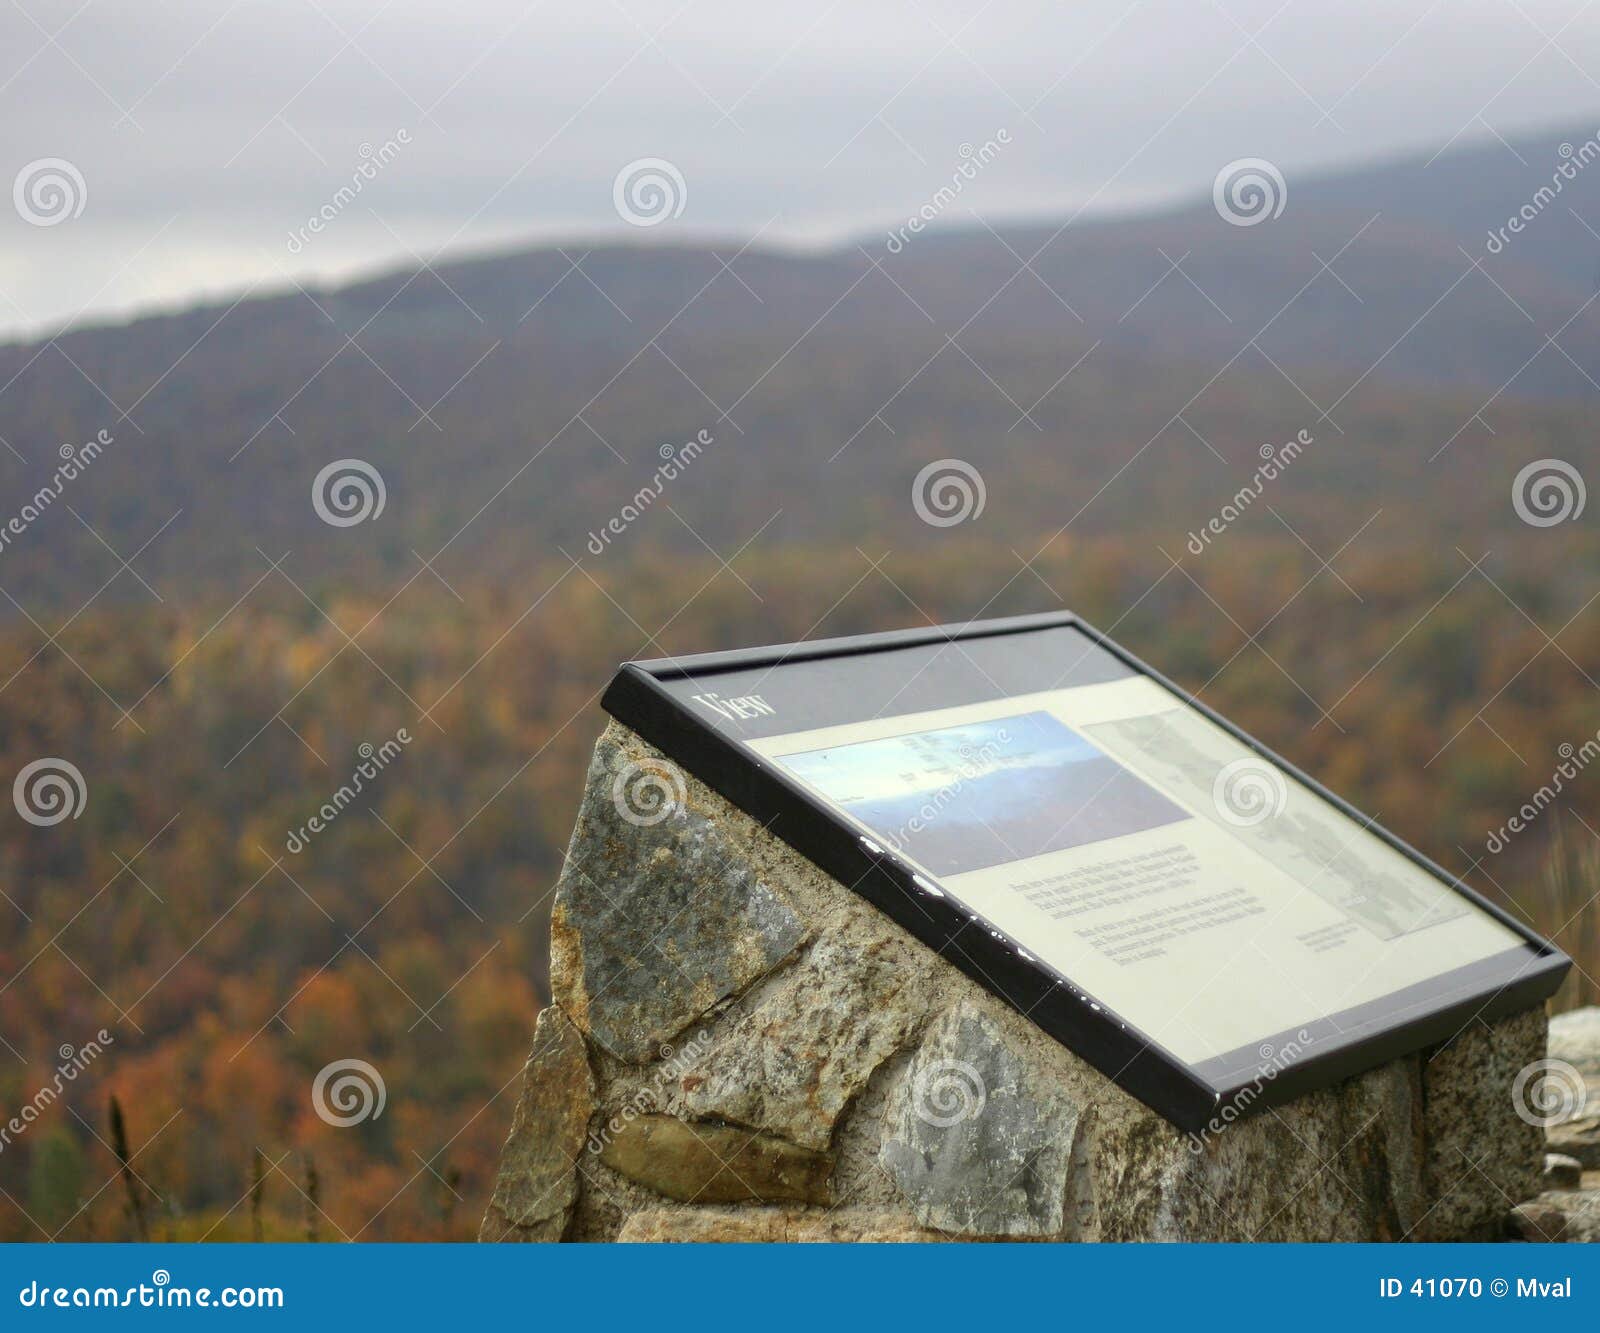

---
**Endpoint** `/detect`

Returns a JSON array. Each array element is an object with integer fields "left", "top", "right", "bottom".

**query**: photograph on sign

[{"left": 774, "top": 711, "right": 1188, "bottom": 875}]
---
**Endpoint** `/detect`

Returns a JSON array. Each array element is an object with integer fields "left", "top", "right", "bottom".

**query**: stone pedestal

[
  {"left": 482, "top": 721, "right": 1553, "bottom": 1243},
  {"left": 1511, "top": 1007, "right": 1600, "bottom": 1241}
]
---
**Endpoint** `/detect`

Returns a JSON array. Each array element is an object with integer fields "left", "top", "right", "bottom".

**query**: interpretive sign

[{"left": 601, "top": 613, "right": 1569, "bottom": 1132}]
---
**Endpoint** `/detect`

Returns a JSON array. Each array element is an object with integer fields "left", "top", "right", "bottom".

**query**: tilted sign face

[{"left": 601, "top": 613, "right": 1567, "bottom": 1133}]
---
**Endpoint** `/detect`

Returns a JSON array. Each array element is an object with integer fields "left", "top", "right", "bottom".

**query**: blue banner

[{"left": 0, "top": 1243, "right": 1589, "bottom": 1327}]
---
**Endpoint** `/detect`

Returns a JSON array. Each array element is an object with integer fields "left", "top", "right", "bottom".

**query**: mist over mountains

[
  {"left": 1, "top": 123, "right": 1597, "bottom": 617},
  {"left": 7, "top": 116, "right": 1600, "bottom": 1242}
]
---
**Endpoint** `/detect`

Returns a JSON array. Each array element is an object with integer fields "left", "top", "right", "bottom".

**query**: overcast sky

[{"left": 4, "top": 0, "right": 1600, "bottom": 338}]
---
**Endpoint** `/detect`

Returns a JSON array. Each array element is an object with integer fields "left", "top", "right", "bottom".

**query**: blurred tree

[{"left": 27, "top": 1128, "right": 85, "bottom": 1232}]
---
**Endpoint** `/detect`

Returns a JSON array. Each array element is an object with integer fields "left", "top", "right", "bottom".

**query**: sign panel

[{"left": 602, "top": 613, "right": 1568, "bottom": 1132}]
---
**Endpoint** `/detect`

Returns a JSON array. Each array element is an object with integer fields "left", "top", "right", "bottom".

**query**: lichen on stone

[
  {"left": 617, "top": 1206, "right": 961, "bottom": 1242},
  {"left": 478, "top": 1005, "right": 595, "bottom": 1242},
  {"left": 550, "top": 726, "right": 807, "bottom": 1063},
  {"left": 880, "top": 1000, "right": 1081, "bottom": 1237},
  {"left": 679, "top": 932, "right": 938, "bottom": 1150},
  {"left": 598, "top": 1114, "right": 831, "bottom": 1205}
]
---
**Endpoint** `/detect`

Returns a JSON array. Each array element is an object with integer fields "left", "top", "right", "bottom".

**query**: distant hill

[
  {"left": 0, "top": 124, "right": 1597, "bottom": 614},
  {"left": 6, "top": 124, "right": 1600, "bottom": 1243}
]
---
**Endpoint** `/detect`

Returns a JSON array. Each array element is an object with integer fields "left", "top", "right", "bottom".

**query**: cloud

[{"left": 2, "top": 0, "right": 1599, "bottom": 335}]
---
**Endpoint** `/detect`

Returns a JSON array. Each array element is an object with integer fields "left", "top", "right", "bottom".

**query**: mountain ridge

[{"left": 1, "top": 122, "right": 1597, "bottom": 616}]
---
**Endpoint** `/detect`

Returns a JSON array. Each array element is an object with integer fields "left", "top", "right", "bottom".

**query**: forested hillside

[{"left": 3, "top": 125, "right": 1599, "bottom": 1240}]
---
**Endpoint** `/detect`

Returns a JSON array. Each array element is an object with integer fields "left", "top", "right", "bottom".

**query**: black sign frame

[{"left": 601, "top": 611, "right": 1569, "bottom": 1134}]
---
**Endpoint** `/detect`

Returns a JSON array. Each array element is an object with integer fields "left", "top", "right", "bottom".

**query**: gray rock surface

[
  {"left": 479, "top": 1006, "right": 595, "bottom": 1242},
  {"left": 1105, "top": 1053, "right": 1426, "bottom": 1242},
  {"left": 489, "top": 720, "right": 1557, "bottom": 1244},
  {"left": 1508, "top": 1182, "right": 1600, "bottom": 1243},
  {"left": 1544, "top": 1153, "right": 1584, "bottom": 1190},
  {"left": 1547, "top": 1113, "right": 1600, "bottom": 1168},
  {"left": 679, "top": 932, "right": 938, "bottom": 1150},
  {"left": 880, "top": 1001, "right": 1081, "bottom": 1237},
  {"left": 1508, "top": 1199, "right": 1570, "bottom": 1242},
  {"left": 1537, "top": 1189, "right": 1600, "bottom": 1242},
  {"left": 550, "top": 730, "right": 807, "bottom": 1062},
  {"left": 1548, "top": 1006, "right": 1600, "bottom": 1082},
  {"left": 1419, "top": 1008, "right": 1547, "bottom": 1240},
  {"left": 616, "top": 1207, "right": 960, "bottom": 1242},
  {"left": 1544, "top": 1005, "right": 1600, "bottom": 1173}
]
